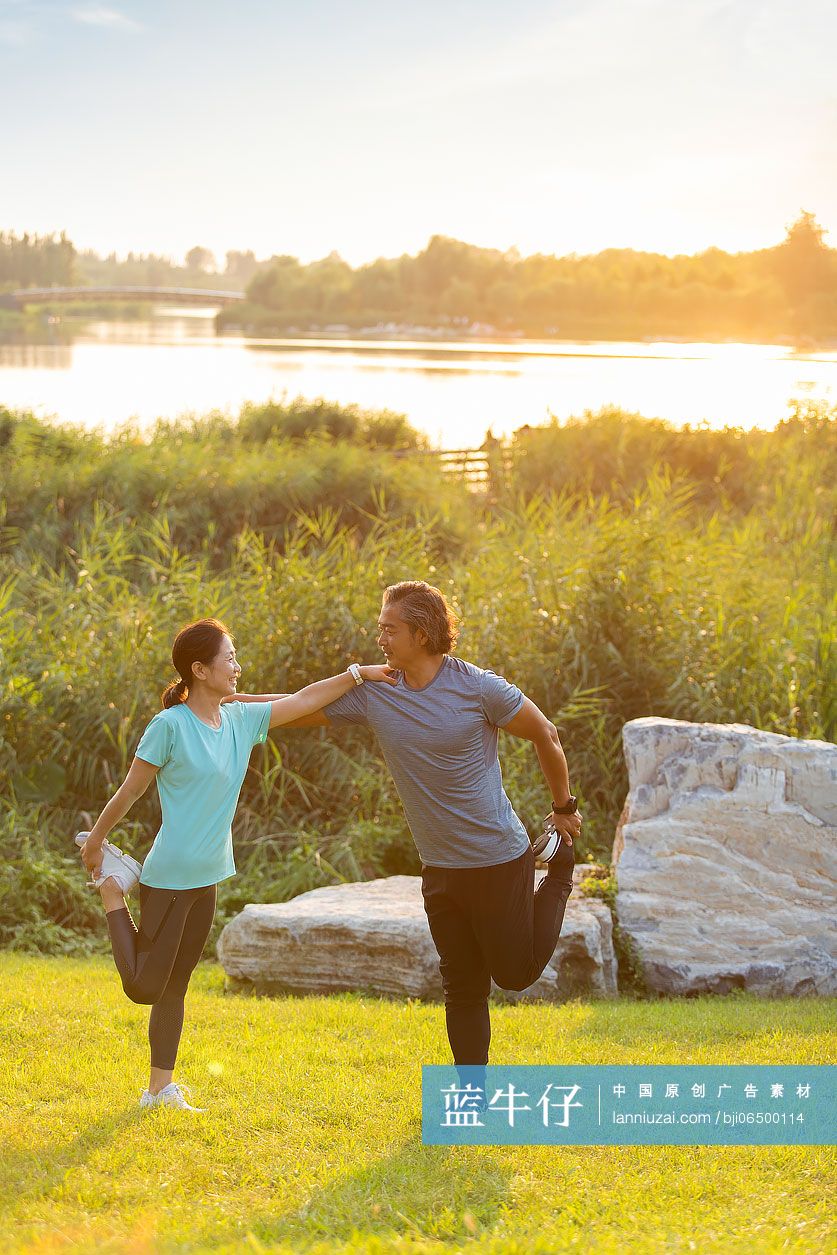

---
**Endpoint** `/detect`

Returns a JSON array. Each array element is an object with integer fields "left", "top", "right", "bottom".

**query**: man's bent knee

[{"left": 492, "top": 966, "right": 536, "bottom": 993}]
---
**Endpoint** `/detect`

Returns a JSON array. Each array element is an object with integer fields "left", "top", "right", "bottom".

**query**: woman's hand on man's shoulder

[{"left": 359, "top": 665, "right": 400, "bottom": 686}]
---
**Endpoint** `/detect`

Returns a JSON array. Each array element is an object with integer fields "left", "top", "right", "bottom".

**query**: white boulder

[{"left": 614, "top": 717, "right": 837, "bottom": 995}]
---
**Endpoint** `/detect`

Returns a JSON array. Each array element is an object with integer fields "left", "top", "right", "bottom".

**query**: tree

[
  {"left": 185, "top": 246, "right": 216, "bottom": 273},
  {"left": 224, "top": 250, "right": 259, "bottom": 283},
  {"left": 771, "top": 211, "right": 835, "bottom": 308}
]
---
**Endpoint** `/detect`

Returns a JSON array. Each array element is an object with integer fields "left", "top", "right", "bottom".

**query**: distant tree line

[
  {"left": 224, "top": 213, "right": 837, "bottom": 342},
  {"left": 0, "top": 233, "right": 269, "bottom": 293},
  {"left": 2, "top": 213, "right": 835, "bottom": 341},
  {"left": 0, "top": 231, "right": 76, "bottom": 288},
  {"left": 76, "top": 246, "right": 269, "bottom": 290}
]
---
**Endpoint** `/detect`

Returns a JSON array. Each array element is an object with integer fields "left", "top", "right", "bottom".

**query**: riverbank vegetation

[
  {"left": 219, "top": 213, "right": 837, "bottom": 344},
  {"left": 1, "top": 399, "right": 833, "bottom": 953},
  {"left": 0, "top": 300, "right": 152, "bottom": 337},
  {"left": 4, "top": 214, "right": 837, "bottom": 343},
  {"left": 0, "top": 230, "right": 175, "bottom": 330}
]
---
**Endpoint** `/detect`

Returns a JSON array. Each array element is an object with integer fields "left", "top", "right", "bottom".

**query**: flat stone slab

[
  {"left": 216, "top": 868, "right": 617, "bottom": 1001},
  {"left": 614, "top": 717, "right": 837, "bottom": 996}
]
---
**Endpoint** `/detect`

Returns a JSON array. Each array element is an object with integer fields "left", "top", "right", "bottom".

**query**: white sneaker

[
  {"left": 139, "top": 1088, "right": 160, "bottom": 1109},
  {"left": 531, "top": 815, "right": 563, "bottom": 867},
  {"left": 75, "top": 831, "right": 142, "bottom": 895},
  {"left": 154, "top": 1082, "right": 204, "bottom": 1112}
]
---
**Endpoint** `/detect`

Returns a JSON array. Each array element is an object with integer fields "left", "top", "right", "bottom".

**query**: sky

[{"left": 1, "top": 0, "right": 835, "bottom": 267}]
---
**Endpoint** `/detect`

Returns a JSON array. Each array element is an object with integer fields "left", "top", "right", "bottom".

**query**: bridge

[{"left": 3, "top": 286, "right": 246, "bottom": 308}]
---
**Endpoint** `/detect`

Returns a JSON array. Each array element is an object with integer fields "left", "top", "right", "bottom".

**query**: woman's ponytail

[
  {"left": 160, "top": 618, "right": 231, "bottom": 709},
  {"left": 161, "top": 677, "right": 188, "bottom": 708}
]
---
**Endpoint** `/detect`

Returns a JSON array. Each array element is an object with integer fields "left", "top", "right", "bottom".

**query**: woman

[{"left": 78, "top": 617, "right": 395, "bottom": 1111}]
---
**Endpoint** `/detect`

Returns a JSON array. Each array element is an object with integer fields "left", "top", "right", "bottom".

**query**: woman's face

[{"left": 193, "top": 633, "right": 241, "bottom": 695}]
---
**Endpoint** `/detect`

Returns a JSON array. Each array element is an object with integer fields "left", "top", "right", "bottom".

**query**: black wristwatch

[{"left": 552, "top": 795, "right": 578, "bottom": 815}]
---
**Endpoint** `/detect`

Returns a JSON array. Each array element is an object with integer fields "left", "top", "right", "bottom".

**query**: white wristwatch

[{"left": 347, "top": 663, "right": 364, "bottom": 686}]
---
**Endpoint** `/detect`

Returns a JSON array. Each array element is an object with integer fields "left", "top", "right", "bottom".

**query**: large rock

[
  {"left": 614, "top": 717, "right": 837, "bottom": 995},
  {"left": 217, "top": 867, "right": 617, "bottom": 1000}
]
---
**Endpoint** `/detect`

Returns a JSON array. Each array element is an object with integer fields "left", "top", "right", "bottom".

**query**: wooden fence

[{"left": 398, "top": 444, "right": 514, "bottom": 488}]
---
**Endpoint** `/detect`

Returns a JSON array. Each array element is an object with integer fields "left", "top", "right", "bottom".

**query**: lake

[{"left": 1, "top": 309, "right": 834, "bottom": 449}]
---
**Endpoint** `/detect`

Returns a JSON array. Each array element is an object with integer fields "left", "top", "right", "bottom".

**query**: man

[{"left": 236, "top": 581, "right": 581, "bottom": 1078}]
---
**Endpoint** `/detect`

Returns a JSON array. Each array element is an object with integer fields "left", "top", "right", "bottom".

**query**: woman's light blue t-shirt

[{"left": 134, "top": 700, "right": 272, "bottom": 890}]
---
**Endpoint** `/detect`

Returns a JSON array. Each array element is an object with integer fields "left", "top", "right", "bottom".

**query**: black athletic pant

[
  {"left": 421, "top": 841, "right": 575, "bottom": 1066},
  {"left": 106, "top": 882, "right": 217, "bottom": 1070}
]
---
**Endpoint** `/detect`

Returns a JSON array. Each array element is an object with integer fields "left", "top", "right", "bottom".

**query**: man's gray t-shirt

[{"left": 323, "top": 654, "right": 530, "bottom": 868}]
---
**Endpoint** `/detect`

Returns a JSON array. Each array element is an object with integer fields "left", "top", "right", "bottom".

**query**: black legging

[
  {"left": 106, "top": 882, "right": 217, "bottom": 1070},
  {"left": 421, "top": 841, "right": 575, "bottom": 1065}
]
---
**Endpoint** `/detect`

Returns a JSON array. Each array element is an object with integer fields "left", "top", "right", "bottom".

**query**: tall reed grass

[{"left": 1, "top": 399, "right": 833, "bottom": 952}]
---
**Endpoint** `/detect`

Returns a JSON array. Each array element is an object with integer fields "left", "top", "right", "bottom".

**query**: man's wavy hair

[{"left": 383, "top": 581, "right": 459, "bottom": 654}]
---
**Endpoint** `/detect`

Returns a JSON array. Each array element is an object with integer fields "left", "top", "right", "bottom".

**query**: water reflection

[
  {"left": 0, "top": 312, "right": 832, "bottom": 448},
  {"left": 0, "top": 342, "right": 73, "bottom": 370}
]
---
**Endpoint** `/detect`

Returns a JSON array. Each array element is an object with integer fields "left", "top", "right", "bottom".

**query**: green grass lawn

[{"left": 0, "top": 954, "right": 834, "bottom": 1254}]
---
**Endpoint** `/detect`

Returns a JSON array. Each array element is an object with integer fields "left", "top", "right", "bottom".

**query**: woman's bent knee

[{"left": 122, "top": 978, "right": 166, "bottom": 1005}]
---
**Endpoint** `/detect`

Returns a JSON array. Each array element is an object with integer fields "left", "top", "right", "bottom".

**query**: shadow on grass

[
  {"left": 243, "top": 1132, "right": 511, "bottom": 1247},
  {"left": 0, "top": 1110, "right": 140, "bottom": 1206}
]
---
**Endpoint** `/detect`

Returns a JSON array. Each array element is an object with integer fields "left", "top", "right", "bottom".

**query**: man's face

[{"left": 377, "top": 600, "right": 425, "bottom": 668}]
